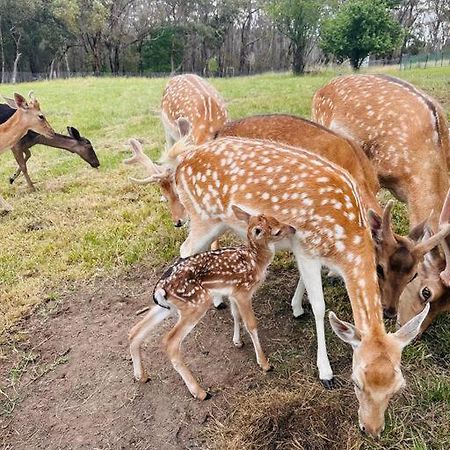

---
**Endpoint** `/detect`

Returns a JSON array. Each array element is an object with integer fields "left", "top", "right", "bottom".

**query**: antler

[
  {"left": 124, "top": 139, "right": 164, "bottom": 184},
  {"left": 438, "top": 189, "right": 450, "bottom": 286}
]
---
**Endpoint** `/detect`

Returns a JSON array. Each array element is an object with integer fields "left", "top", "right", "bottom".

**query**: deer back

[
  {"left": 312, "top": 74, "right": 450, "bottom": 227},
  {"left": 161, "top": 74, "right": 228, "bottom": 144},
  {"left": 216, "top": 114, "right": 380, "bottom": 213}
]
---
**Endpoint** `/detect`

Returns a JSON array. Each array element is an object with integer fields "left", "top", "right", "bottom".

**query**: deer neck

[
  {"left": 247, "top": 238, "right": 275, "bottom": 273},
  {"left": 0, "top": 110, "right": 29, "bottom": 152},
  {"left": 343, "top": 234, "right": 385, "bottom": 336}
]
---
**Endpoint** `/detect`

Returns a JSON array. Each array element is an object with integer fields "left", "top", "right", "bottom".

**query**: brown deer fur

[
  {"left": 313, "top": 74, "right": 450, "bottom": 318},
  {"left": 129, "top": 207, "right": 295, "bottom": 400},
  {"left": 170, "top": 136, "right": 438, "bottom": 436},
  {"left": 161, "top": 74, "right": 228, "bottom": 147}
]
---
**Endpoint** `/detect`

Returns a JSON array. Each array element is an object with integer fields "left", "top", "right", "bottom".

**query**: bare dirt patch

[{"left": 0, "top": 264, "right": 360, "bottom": 450}]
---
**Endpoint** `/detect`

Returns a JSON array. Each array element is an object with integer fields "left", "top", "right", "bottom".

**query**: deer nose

[
  {"left": 174, "top": 219, "right": 183, "bottom": 228},
  {"left": 360, "top": 423, "right": 384, "bottom": 439},
  {"left": 383, "top": 307, "right": 397, "bottom": 319}
]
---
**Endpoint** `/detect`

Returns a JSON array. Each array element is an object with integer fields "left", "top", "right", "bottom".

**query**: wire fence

[{"left": 1, "top": 52, "right": 449, "bottom": 84}]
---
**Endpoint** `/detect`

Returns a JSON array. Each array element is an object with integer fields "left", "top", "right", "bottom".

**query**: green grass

[{"left": 0, "top": 66, "right": 449, "bottom": 448}]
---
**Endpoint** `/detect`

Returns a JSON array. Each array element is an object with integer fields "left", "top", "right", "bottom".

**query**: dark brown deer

[
  {"left": 129, "top": 206, "right": 295, "bottom": 400},
  {"left": 398, "top": 191, "right": 450, "bottom": 332},
  {"left": 312, "top": 74, "right": 450, "bottom": 318}
]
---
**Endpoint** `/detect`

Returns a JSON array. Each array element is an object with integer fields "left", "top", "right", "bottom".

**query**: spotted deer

[
  {"left": 168, "top": 136, "right": 445, "bottom": 436},
  {"left": 313, "top": 74, "right": 450, "bottom": 317},
  {"left": 129, "top": 206, "right": 295, "bottom": 400},
  {"left": 128, "top": 113, "right": 438, "bottom": 320},
  {"left": 161, "top": 74, "right": 228, "bottom": 148},
  {"left": 398, "top": 191, "right": 450, "bottom": 332},
  {"left": 0, "top": 92, "right": 55, "bottom": 210}
]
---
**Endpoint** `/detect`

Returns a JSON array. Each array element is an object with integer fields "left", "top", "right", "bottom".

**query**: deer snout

[
  {"left": 174, "top": 219, "right": 184, "bottom": 228},
  {"left": 383, "top": 306, "right": 397, "bottom": 319},
  {"left": 360, "top": 421, "right": 384, "bottom": 439}
]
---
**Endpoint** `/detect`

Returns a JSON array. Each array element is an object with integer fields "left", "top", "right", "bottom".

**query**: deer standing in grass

[
  {"left": 161, "top": 74, "right": 228, "bottom": 148},
  {"left": 165, "top": 136, "right": 444, "bottom": 436},
  {"left": 0, "top": 93, "right": 54, "bottom": 210},
  {"left": 313, "top": 74, "right": 450, "bottom": 319},
  {"left": 127, "top": 114, "right": 438, "bottom": 320},
  {"left": 0, "top": 103, "right": 99, "bottom": 190},
  {"left": 129, "top": 206, "right": 295, "bottom": 400}
]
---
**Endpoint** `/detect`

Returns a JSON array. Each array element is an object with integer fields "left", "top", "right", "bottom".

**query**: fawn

[{"left": 129, "top": 206, "right": 295, "bottom": 400}]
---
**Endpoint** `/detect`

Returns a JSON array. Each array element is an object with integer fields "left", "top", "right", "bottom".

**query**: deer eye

[
  {"left": 253, "top": 227, "right": 262, "bottom": 238},
  {"left": 376, "top": 264, "right": 385, "bottom": 280},
  {"left": 273, "top": 229, "right": 282, "bottom": 237},
  {"left": 38, "top": 114, "right": 44, "bottom": 120},
  {"left": 420, "top": 287, "right": 432, "bottom": 302}
]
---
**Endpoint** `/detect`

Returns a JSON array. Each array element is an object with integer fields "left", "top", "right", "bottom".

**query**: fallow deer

[
  {"left": 129, "top": 206, "right": 295, "bottom": 400},
  {"left": 0, "top": 92, "right": 55, "bottom": 210},
  {"left": 129, "top": 114, "right": 436, "bottom": 321},
  {"left": 168, "top": 136, "right": 444, "bottom": 436},
  {"left": 161, "top": 74, "right": 228, "bottom": 148},
  {"left": 398, "top": 191, "right": 450, "bottom": 332},
  {"left": 312, "top": 74, "right": 450, "bottom": 317}
]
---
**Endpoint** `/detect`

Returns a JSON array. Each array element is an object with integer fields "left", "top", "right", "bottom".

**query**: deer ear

[
  {"left": 232, "top": 205, "right": 251, "bottom": 223},
  {"left": 408, "top": 219, "right": 427, "bottom": 242},
  {"left": 14, "top": 93, "right": 28, "bottom": 110},
  {"left": 394, "top": 303, "right": 430, "bottom": 348},
  {"left": 329, "top": 312, "right": 361, "bottom": 349},
  {"left": 3, "top": 96, "right": 17, "bottom": 109},
  {"left": 67, "top": 126, "right": 81, "bottom": 140},
  {"left": 177, "top": 118, "right": 191, "bottom": 138},
  {"left": 368, "top": 201, "right": 396, "bottom": 247}
]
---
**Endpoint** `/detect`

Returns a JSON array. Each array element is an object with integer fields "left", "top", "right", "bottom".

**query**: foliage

[
  {"left": 320, "top": 0, "right": 404, "bottom": 69},
  {"left": 267, "top": 0, "right": 326, "bottom": 74}
]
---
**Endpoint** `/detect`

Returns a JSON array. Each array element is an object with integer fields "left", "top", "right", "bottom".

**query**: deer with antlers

[
  {"left": 161, "top": 74, "right": 228, "bottom": 148},
  {"left": 398, "top": 192, "right": 450, "bottom": 332},
  {"left": 0, "top": 92, "right": 54, "bottom": 210},
  {"left": 126, "top": 114, "right": 438, "bottom": 321},
  {"left": 129, "top": 206, "right": 295, "bottom": 400},
  {"left": 0, "top": 103, "right": 99, "bottom": 191},
  {"left": 159, "top": 135, "right": 447, "bottom": 436},
  {"left": 312, "top": 74, "right": 450, "bottom": 319}
]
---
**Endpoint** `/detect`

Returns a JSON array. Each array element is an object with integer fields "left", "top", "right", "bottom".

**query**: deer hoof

[
  {"left": 134, "top": 370, "right": 149, "bottom": 383},
  {"left": 320, "top": 378, "right": 335, "bottom": 390},
  {"left": 215, "top": 302, "right": 227, "bottom": 310},
  {"left": 233, "top": 340, "right": 244, "bottom": 348},
  {"left": 262, "top": 364, "right": 274, "bottom": 373},
  {"left": 197, "top": 390, "right": 212, "bottom": 401}
]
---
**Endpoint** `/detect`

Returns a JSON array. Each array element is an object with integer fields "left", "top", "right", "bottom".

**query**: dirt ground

[{"left": 1, "top": 263, "right": 349, "bottom": 450}]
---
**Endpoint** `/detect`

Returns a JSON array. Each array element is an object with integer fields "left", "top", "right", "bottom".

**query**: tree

[
  {"left": 320, "top": 0, "right": 404, "bottom": 70},
  {"left": 267, "top": 0, "right": 325, "bottom": 74}
]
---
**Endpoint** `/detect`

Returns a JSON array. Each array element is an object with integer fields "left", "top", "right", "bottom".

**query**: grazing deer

[
  {"left": 0, "top": 93, "right": 55, "bottom": 210},
  {"left": 312, "top": 74, "right": 450, "bottom": 317},
  {"left": 134, "top": 113, "right": 436, "bottom": 320},
  {"left": 168, "top": 136, "right": 445, "bottom": 436},
  {"left": 161, "top": 74, "right": 228, "bottom": 148},
  {"left": 312, "top": 74, "right": 449, "bottom": 228},
  {"left": 398, "top": 191, "right": 450, "bottom": 332},
  {"left": 129, "top": 206, "right": 295, "bottom": 400},
  {"left": 8, "top": 126, "right": 100, "bottom": 191}
]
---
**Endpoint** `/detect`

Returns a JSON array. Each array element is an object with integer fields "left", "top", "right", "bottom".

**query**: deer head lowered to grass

[
  {"left": 129, "top": 206, "right": 296, "bottom": 401},
  {"left": 312, "top": 74, "right": 450, "bottom": 320},
  {"left": 398, "top": 191, "right": 450, "bottom": 332},
  {"left": 0, "top": 103, "right": 100, "bottom": 191},
  {"left": 125, "top": 114, "right": 448, "bottom": 322},
  {"left": 155, "top": 135, "right": 447, "bottom": 436}
]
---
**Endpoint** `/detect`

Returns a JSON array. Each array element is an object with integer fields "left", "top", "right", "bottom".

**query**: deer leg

[
  {"left": 0, "top": 195, "right": 13, "bottom": 212},
  {"left": 180, "top": 220, "right": 226, "bottom": 258},
  {"left": 294, "top": 253, "right": 334, "bottom": 387},
  {"left": 291, "top": 276, "right": 306, "bottom": 318},
  {"left": 11, "top": 147, "right": 35, "bottom": 191},
  {"left": 162, "top": 303, "right": 210, "bottom": 400},
  {"left": 129, "top": 305, "right": 172, "bottom": 382},
  {"left": 233, "top": 293, "right": 271, "bottom": 371},
  {"left": 229, "top": 298, "right": 243, "bottom": 348}
]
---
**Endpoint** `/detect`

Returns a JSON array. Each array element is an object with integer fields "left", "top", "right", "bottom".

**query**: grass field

[{"left": 0, "top": 66, "right": 450, "bottom": 449}]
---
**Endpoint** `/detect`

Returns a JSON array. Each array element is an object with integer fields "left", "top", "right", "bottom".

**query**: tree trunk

[
  {"left": 0, "top": 17, "right": 5, "bottom": 84},
  {"left": 12, "top": 52, "right": 21, "bottom": 84},
  {"left": 292, "top": 44, "right": 305, "bottom": 75}
]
